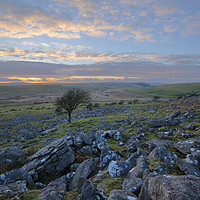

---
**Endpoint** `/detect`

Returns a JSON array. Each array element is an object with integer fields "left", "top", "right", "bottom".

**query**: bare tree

[{"left": 55, "top": 88, "right": 91, "bottom": 122}]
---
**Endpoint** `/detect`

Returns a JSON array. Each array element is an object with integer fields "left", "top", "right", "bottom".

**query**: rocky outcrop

[
  {"left": 108, "top": 189, "right": 138, "bottom": 200},
  {"left": 109, "top": 161, "right": 131, "bottom": 177},
  {"left": 22, "top": 138, "right": 74, "bottom": 181},
  {"left": 139, "top": 175, "right": 200, "bottom": 200}
]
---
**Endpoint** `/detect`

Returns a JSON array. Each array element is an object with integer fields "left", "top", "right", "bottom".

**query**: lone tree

[{"left": 55, "top": 88, "right": 91, "bottom": 122}]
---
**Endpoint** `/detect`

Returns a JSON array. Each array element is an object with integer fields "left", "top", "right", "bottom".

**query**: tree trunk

[{"left": 68, "top": 112, "right": 71, "bottom": 122}]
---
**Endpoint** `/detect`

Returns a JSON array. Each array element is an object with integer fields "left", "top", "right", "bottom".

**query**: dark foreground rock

[
  {"left": 139, "top": 175, "right": 200, "bottom": 200},
  {"left": 108, "top": 189, "right": 138, "bottom": 200},
  {"left": 69, "top": 158, "right": 99, "bottom": 191},
  {"left": 22, "top": 138, "right": 74, "bottom": 181}
]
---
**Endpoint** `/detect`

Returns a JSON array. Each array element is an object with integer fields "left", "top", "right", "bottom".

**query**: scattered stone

[
  {"left": 48, "top": 175, "right": 66, "bottom": 195},
  {"left": 174, "top": 140, "right": 198, "bottom": 154},
  {"left": 146, "top": 140, "right": 173, "bottom": 152},
  {"left": 74, "top": 136, "right": 83, "bottom": 149},
  {"left": 128, "top": 140, "right": 141, "bottom": 153},
  {"left": 38, "top": 186, "right": 63, "bottom": 200},
  {"left": 77, "top": 145, "right": 98, "bottom": 156}
]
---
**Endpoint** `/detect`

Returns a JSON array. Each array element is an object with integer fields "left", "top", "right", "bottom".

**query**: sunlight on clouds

[{"left": 69, "top": 76, "right": 125, "bottom": 80}]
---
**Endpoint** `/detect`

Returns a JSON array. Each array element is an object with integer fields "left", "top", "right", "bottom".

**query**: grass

[{"left": 128, "top": 82, "right": 200, "bottom": 99}]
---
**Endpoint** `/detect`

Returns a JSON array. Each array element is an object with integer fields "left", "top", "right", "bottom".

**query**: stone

[
  {"left": 74, "top": 136, "right": 83, "bottom": 149},
  {"left": 0, "top": 168, "right": 33, "bottom": 186},
  {"left": 48, "top": 175, "right": 66, "bottom": 195},
  {"left": 122, "top": 177, "right": 143, "bottom": 195},
  {"left": 78, "top": 180, "right": 106, "bottom": 200},
  {"left": 109, "top": 161, "right": 131, "bottom": 177},
  {"left": 100, "top": 147, "right": 121, "bottom": 169},
  {"left": 38, "top": 186, "right": 63, "bottom": 200},
  {"left": 108, "top": 189, "right": 138, "bottom": 200},
  {"left": 127, "top": 148, "right": 146, "bottom": 166},
  {"left": 148, "top": 118, "right": 167, "bottom": 128},
  {"left": 186, "top": 149, "right": 200, "bottom": 166},
  {"left": 139, "top": 175, "right": 200, "bottom": 200},
  {"left": 0, "top": 147, "right": 28, "bottom": 164},
  {"left": 174, "top": 140, "right": 198, "bottom": 154},
  {"left": 176, "top": 158, "right": 200, "bottom": 177},
  {"left": 0, "top": 180, "right": 28, "bottom": 199},
  {"left": 148, "top": 146, "right": 177, "bottom": 174},
  {"left": 77, "top": 146, "right": 98, "bottom": 156},
  {"left": 128, "top": 140, "right": 141, "bottom": 153},
  {"left": 129, "top": 155, "right": 149, "bottom": 179},
  {"left": 22, "top": 138, "right": 74, "bottom": 181},
  {"left": 146, "top": 139, "right": 173, "bottom": 152},
  {"left": 69, "top": 158, "right": 99, "bottom": 191}
]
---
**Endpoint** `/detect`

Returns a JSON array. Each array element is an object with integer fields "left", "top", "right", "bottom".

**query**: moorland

[{"left": 0, "top": 82, "right": 200, "bottom": 200}]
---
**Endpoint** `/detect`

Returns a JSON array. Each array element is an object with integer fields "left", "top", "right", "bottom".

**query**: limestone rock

[
  {"left": 109, "top": 161, "right": 131, "bottom": 177},
  {"left": 108, "top": 189, "right": 138, "bottom": 200}
]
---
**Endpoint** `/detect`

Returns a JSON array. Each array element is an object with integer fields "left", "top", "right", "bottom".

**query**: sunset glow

[{"left": 0, "top": 0, "right": 199, "bottom": 84}]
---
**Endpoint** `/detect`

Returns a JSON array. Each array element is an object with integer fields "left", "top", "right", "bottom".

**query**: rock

[
  {"left": 100, "top": 147, "right": 121, "bottom": 169},
  {"left": 0, "top": 168, "right": 33, "bottom": 186},
  {"left": 148, "top": 146, "right": 177, "bottom": 174},
  {"left": 83, "top": 130, "right": 96, "bottom": 145},
  {"left": 108, "top": 189, "right": 138, "bottom": 200},
  {"left": 157, "top": 132, "right": 170, "bottom": 139},
  {"left": 38, "top": 186, "right": 63, "bottom": 200},
  {"left": 174, "top": 139, "right": 198, "bottom": 154},
  {"left": 0, "top": 180, "right": 28, "bottom": 199},
  {"left": 69, "top": 158, "right": 99, "bottom": 191},
  {"left": 78, "top": 180, "right": 106, "bottom": 200},
  {"left": 129, "top": 155, "right": 149, "bottom": 178},
  {"left": 139, "top": 175, "right": 200, "bottom": 200},
  {"left": 22, "top": 138, "right": 74, "bottom": 181},
  {"left": 48, "top": 175, "right": 66, "bottom": 195},
  {"left": 70, "top": 163, "right": 80, "bottom": 172},
  {"left": 77, "top": 146, "right": 98, "bottom": 156},
  {"left": 148, "top": 118, "right": 167, "bottom": 128},
  {"left": 122, "top": 177, "right": 143, "bottom": 195},
  {"left": 128, "top": 140, "right": 141, "bottom": 153},
  {"left": 40, "top": 128, "right": 57, "bottom": 136},
  {"left": 186, "top": 149, "right": 200, "bottom": 166},
  {"left": 146, "top": 140, "right": 173, "bottom": 152},
  {"left": 176, "top": 158, "right": 200, "bottom": 177},
  {"left": 0, "top": 147, "right": 28, "bottom": 165},
  {"left": 74, "top": 136, "right": 83, "bottom": 149},
  {"left": 127, "top": 148, "right": 146, "bottom": 166},
  {"left": 109, "top": 161, "right": 131, "bottom": 177}
]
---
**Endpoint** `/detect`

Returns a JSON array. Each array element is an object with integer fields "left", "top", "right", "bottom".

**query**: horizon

[{"left": 0, "top": 0, "right": 200, "bottom": 84}]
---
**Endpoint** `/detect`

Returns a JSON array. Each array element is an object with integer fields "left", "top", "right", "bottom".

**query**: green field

[{"left": 128, "top": 82, "right": 200, "bottom": 98}]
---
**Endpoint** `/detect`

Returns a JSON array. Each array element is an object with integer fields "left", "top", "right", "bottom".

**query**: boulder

[
  {"left": 78, "top": 180, "right": 106, "bottom": 200},
  {"left": 109, "top": 161, "right": 131, "bottom": 177},
  {"left": 139, "top": 175, "right": 200, "bottom": 200},
  {"left": 176, "top": 158, "right": 200, "bottom": 177},
  {"left": 0, "top": 168, "right": 33, "bottom": 186},
  {"left": 22, "top": 138, "right": 74, "bottom": 181},
  {"left": 148, "top": 118, "right": 167, "bottom": 128},
  {"left": 146, "top": 140, "right": 173, "bottom": 152},
  {"left": 48, "top": 175, "right": 66, "bottom": 195},
  {"left": 0, "top": 147, "right": 28, "bottom": 164},
  {"left": 100, "top": 147, "right": 121, "bottom": 169},
  {"left": 186, "top": 149, "right": 200, "bottom": 166},
  {"left": 108, "top": 189, "right": 138, "bottom": 200},
  {"left": 122, "top": 177, "right": 143, "bottom": 195},
  {"left": 128, "top": 140, "right": 141, "bottom": 153},
  {"left": 77, "top": 146, "right": 98, "bottom": 156},
  {"left": 129, "top": 155, "right": 149, "bottom": 179},
  {"left": 174, "top": 140, "right": 198, "bottom": 154},
  {"left": 127, "top": 148, "right": 146, "bottom": 166},
  {"left": 148, "top": 146, "right": 177, "bottom": 174},
  {"left": 69, "top": 158, "right": 99, "bottom": 191}
]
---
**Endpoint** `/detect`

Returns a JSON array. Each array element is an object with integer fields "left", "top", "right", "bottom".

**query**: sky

[{"left": 0, "top": 0, "right": 200, "bottom": 84}]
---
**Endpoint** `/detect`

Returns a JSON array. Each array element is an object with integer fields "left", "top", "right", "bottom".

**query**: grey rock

[
  {"left": 157, "top": 132, "right": 170, "bottom": 139},
  {"left": 186, "top": 149, "right": 200, "bottom": 166},
  {"left": 22, "top": 138, "right": 74, "bottom": 181},
  {"left": 77, "top": 146, "right": 98, "bottom": 156},
  {"left": 129, "top": 155, "right": 149, "bottom": 179},
  {"left": 0, "top": 168, "right": 33, "bottom": 186},
  {"left": 139, "top": 175, "right": 200, "bottom": 200},
  {"left": 122, "top": 177, "right": 143, "bottom": 195},
  {"left": 128, "top": 140, "right": 141, "bottom": 153},
  {"left": 70, "top": 163, "right": 80, "bottom": 172},
  {"left": 109, "top": 161, "right": 131, "bottom": 177},
  {"left": 127, "top": 148, "right": 146, "bottom": 166},
  {"left": 176, "top": 158, "right": 200, "bottom": 177},
  {"left": 108, "top": 189, "right": 138, "bottom": 200},
  {"left": 0, "top": 147, "right": 28, "bottom": 164},
  {"left": 48, "top": 175, "right": 66, "bottom": 195},
  {"left": 146, "top": 140, "right": 173, "bottom": 152},
  {"left": 100, "top": 147, "right": 121, "bottom": 169},
  {"left": 148, "top": 146, "right": 177, "bottom": 174},
  {"left": 38, "top": 186, "right": 63, "bottom": 200},
  {"left": 148, "top": 118, "right": 167, "bottom": 128},
  {"left": 78, "top": 180, "right": 106, "bottom": 200},
  {"left": 0, "top": 180, "right": 28, "bottom": 199},
  {"left": 74, "top": 136, "right": 83, "bottom": 149},
  {"left": 69, "top": 158, "right": 99, "bottom": 191},
  {"left": 174, "top": 139, "right": 198, "bottom": 154}
]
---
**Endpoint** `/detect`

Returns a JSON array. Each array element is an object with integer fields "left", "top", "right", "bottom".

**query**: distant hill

[{"left": 128, "top": 82, "right": 200, "bottom": 99}]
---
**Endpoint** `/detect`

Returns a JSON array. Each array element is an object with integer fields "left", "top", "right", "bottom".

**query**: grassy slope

[{"left": 128, "top": 82, "right": 200, "bottom": 98}]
